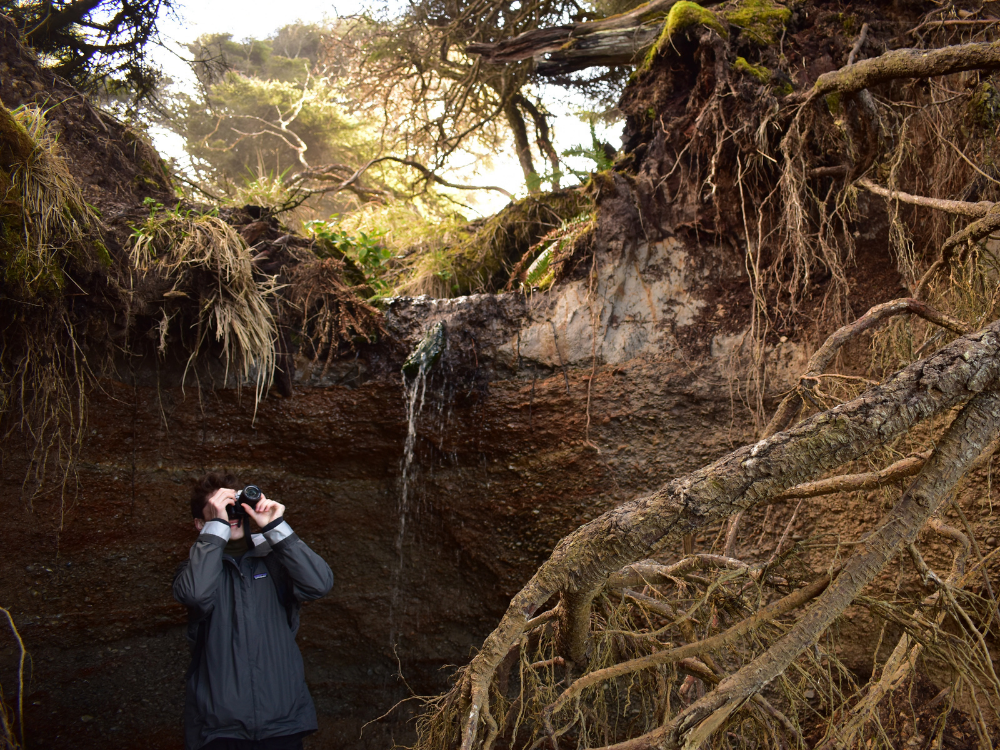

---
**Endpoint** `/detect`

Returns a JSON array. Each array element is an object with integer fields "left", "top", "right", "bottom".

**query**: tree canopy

[
  {"left": 0, "top": 0, "right": 173, "bottom": 105},
  {"left": 325, "top": 0, "right": 632, "bottom": 192},
  {"left": 166, "top": 25, "right": 386, "bottom": 211}
]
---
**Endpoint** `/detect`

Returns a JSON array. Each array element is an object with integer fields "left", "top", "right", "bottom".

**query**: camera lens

[{"left": 242, "top": 485, "right": 262, "bottom": 507}]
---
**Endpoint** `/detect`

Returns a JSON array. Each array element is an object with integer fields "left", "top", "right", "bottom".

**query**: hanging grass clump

[
  {"left": 130, "top": 211, "right": 279, "bottom": 402},
  {"left": 0, "top": 103, "right": 104, "bottom": 509}
]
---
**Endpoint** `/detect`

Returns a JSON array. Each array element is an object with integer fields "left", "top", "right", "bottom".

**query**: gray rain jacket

[{"left": 173, "top": 517, "right": 334, "bottom": 750}]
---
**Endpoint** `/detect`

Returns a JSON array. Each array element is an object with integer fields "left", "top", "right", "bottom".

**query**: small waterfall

[{"left": 389, "top": 322, "right": 444, "bottom": 647}]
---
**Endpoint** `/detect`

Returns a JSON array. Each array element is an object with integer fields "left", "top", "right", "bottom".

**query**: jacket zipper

[{"left": 225, "top": 556, "right": 259, "bottom": 738}]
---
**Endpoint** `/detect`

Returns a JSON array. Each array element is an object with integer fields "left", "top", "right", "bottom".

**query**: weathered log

[
  {"left": 468, "top": 25, "right": 661, "bottom": 75},
  {"left": 465, "top": 0, "right": 685, "bottom": 74}
]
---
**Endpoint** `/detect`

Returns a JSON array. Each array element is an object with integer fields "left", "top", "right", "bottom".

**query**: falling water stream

[
  {"left": 388, "top": 321, "right": 448, "bottom": 648},
  {"left": 388, "top": 364, "right": 428, "bottom": 647}
]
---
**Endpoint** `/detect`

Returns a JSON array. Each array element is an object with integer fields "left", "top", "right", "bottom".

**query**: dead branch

[
  {"left": 763, "top": 297, "right": 970, "bottom": 438},
  {"left": 907, "top": 17, "right": 1000, "bottom": 36},
  {"left": 297, "top": 155, "right": 514, "bottom": 200},
  {"left": 804, "top": 298, "right": 970, "bottom": 375},
  {"left": 814, "top": 40, "right": 1000, "bottom": 96},
  {"left": 607, "top": 555, "right": 751, "bottom": 589},
  {"left": 915, "top": 204, "right": 1000, "bottom": 298},
  {"left": 846, "top": 22, "right": 870, "bottom": 66},
  {"left": 858, "top": 177, "right": 994, "bottom": 218},
  {"left": 773, "top": 450, "right": 931, "bottom": 501}
]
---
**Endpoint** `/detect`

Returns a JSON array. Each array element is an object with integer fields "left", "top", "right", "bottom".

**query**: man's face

[{"left": 193, "top": 487, "right": 246, "bottom": 540}]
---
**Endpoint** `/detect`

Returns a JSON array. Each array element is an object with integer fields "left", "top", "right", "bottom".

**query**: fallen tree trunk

[
  {"left": 466, "top": 0, "right": 675, "bottom": 74},
  {"left": 468, "top": 25, "right": 661, "bottom": 75},
  {"left": 443, "top": 315, "right": 1000, "bottom": 750}
]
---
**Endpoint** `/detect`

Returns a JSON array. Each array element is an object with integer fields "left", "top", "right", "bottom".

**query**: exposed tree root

[
  {"left": 650, "top": 390, "right": 1000, "bottom": 750},
  {"left": 763, "top": 297, "right": 970, "bottom": 439},
  {"left": 413, "top": 310, "right": 1000, "bottom": 750},
  {"left": 772, "top": 451, "right": 930, "bottom": 502},
  {"left": 915, "top": 205, "right": 1000, "bottom": 298},
  {"left": 0, "top": 606, "right": 26, "bottom": 749},
  {"left": 410, "top": 11, "right": 1000, "bottom": 750},
  {"left": 542, "top": 572, "right": 834, "bottom": 729}
]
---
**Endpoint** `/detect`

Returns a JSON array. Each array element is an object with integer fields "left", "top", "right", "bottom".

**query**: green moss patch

[
  {"left": 642, "top": 1, "right": 727, "bottom": 71},
  {"left": 723, "top": 0, "right": 791, "bottom": 46},
  {"left": 732, "top": 56, "right": 771, "bottom": 83}
]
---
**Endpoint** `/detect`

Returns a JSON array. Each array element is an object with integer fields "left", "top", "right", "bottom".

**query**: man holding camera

[{"left": 173, "top": 472, "right": 334, "bottom": 750}]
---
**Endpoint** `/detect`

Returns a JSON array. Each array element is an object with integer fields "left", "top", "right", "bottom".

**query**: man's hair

[{"left": 191, "top": 471, "right": 241, "bottom": 519}]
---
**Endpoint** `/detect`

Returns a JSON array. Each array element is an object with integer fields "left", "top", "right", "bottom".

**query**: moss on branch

[{"left": 814, "top": 39, "right": 1000, "bottom": 95}]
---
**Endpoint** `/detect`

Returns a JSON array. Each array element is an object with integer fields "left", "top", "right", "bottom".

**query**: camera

[{"left": 227, "top": 485, "right": 262, "bottom": 520}]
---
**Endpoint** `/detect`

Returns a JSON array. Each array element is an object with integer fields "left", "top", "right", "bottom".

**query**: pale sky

[{"left": 151, "top": 0, "right": 621, "bottom": 216}]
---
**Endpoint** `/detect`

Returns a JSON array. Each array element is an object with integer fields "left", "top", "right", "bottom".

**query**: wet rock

[{"left": 402, "top": 321, "right": 446, "bottom": 378}]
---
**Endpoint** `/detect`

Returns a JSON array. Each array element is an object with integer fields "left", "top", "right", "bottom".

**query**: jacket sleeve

[
  {"left": 261, "top": 518, "right": 334, "bottom": 602},
  {"left": 172, "top": 519, "right": 231, "bottom": 619}
]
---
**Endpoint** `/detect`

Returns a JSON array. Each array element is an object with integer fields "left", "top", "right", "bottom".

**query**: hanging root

[
  {"left": 0, "top": 104, "right": 104, "bottom": 505},
  {"left": 0, "top": 607, "right": 27, "bottom": 750},
  {"left": 282, "top": 253, "right": 386, "bottom": 379}
]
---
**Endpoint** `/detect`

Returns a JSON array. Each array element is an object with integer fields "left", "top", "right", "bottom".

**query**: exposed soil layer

[
  {"left": 0, "top": 342, "right": 759, "bottom": 748},
  {"left": 3, "top": 278, "right": 999, "bottom": 749}
]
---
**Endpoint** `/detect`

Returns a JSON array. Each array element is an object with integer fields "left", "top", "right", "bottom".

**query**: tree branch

[
  {"left": 773, "top": 451, "right": 931, "bottom": 501},
  {"left": 303, "top": 155, "right": 514, "bottom": 200},
  {"left": 858, "top": 177, "right": 994, "bottom": 218},
  {"left": 814, "top": 40, "right": 1000, "bottom": 95}
]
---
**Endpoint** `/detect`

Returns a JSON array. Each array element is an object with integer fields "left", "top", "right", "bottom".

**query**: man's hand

[
  {"left": 244, "top": 494, "right": 285, "bottom": 528},
  {"left": 204, "top": 488, "right": 236, "bottom": 521}
]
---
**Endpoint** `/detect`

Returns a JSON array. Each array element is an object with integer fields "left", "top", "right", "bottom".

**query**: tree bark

[
  {"left": 814, "top": 40, "right": 1000, "bottom": 95},
  {"left": 466, "top": 0, "right": 674, "bottom": 73}
]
